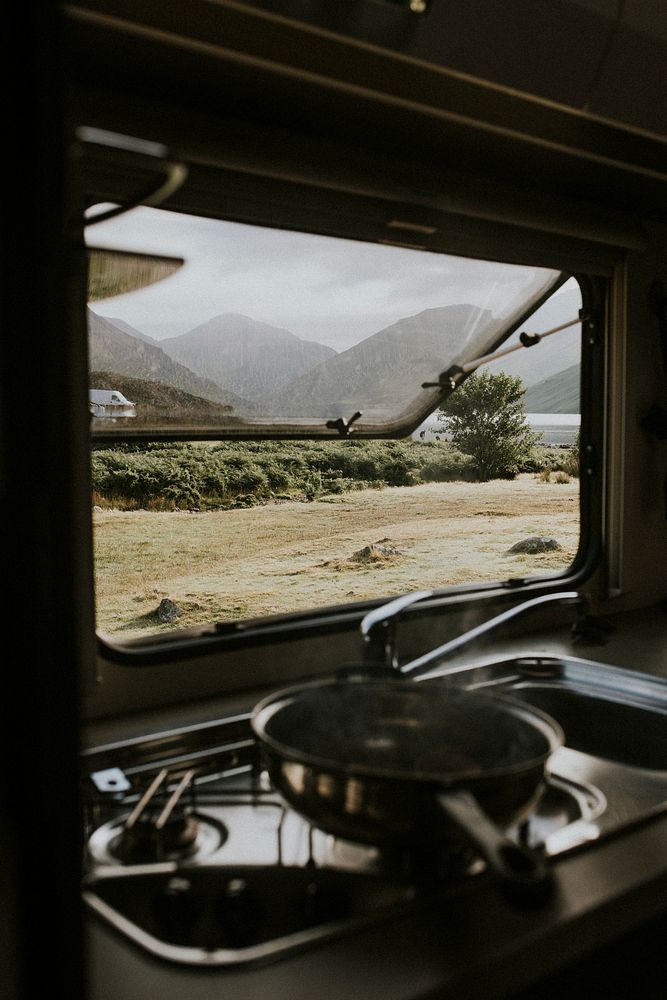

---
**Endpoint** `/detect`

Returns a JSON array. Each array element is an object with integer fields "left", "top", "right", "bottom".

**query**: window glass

[{"left": 86, "top": 207, "right": 563, "bottom": 433}]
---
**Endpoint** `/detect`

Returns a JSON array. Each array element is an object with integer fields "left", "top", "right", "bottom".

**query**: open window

[
  {"left": 85, "top": 204, "right": 593, "bottom": 646},
  {"left": 86, "top": 205, "right": 572, "bottom": 439}
]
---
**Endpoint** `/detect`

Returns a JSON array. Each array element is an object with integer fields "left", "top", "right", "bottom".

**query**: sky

[{"left": 85, "top": 206, "right": 571, "bottom": 352}]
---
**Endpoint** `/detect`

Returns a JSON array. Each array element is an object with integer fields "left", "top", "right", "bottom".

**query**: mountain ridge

[
  {"left": 265, "top": 303, "right": 498, "bottom": 417},
  {"left": 160, "top": 313, "right": 336, "bottom": 401},
  {"left": 87, "top": 309, "right": 254, "bottom": 412},
  {"left": 522, "top": 362, "right": 580, "bottom": 412},
  {"left": 89, "top": 284, "right": 583, "bottom": 421}
]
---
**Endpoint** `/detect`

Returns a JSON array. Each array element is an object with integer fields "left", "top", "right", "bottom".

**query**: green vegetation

[
  {"left": 90, "top": 440, "right": 481, "bottom": 510},
  {"left": 91, "top": 431, "right": 580, "bottom": 512},
  {"left": 439, "top": 371, "right": 540, "bottom": 481}
]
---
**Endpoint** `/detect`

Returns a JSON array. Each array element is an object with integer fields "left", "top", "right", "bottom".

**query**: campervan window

[{"left": 86, "top": 207, "right": 593, "bottom": 647}]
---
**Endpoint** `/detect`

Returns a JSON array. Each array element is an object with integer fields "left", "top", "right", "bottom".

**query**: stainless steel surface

[
  {"left": 430, "top": 653, "right": 667, "bottom": 850},
  {"left": 360, "top": 589, "right": 435, "bottom": 668},
  {"left": 80, "top": 654, "right": 667, "bottom": 969},
  {"left": 359, "top": 589, "right": 583, "bottom": 673},
  {"left": 82, "top": 655, "right": 667, "bottom": 968},
  {"left": 399, "top": 592, "right": 584, "bottom": 677}
]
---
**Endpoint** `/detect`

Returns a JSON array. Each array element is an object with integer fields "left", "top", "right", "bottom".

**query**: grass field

[{"left": 93, "top": 474, "right": 579, "bottom": 638}]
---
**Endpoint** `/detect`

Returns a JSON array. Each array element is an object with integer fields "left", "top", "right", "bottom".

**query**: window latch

[{"left": 326, "top": 411, "right": 363, "bottom": 436}]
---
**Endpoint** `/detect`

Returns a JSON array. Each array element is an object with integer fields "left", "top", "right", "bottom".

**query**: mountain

[
  {"left": 160, "top": 313, "right": 336, "bottom": 401},
  {"left": 523, "top": 363, "right": 580, "bottom": 413},
  {"left": 102, "top": 317, "right": 157, "bottom": 345},
  {"left": 483, "top": 285, "right": 582, "bottom": 385},
  {"left": 87, "top": 310, "right": 254, "bottom": 413},
  {"left": 265, "top": 304, "right": 496, "bottom": 418},
  {"left": 89, "top": 371, "right": 247, "bottom": 427}
]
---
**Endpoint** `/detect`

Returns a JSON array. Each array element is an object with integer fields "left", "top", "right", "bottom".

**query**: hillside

[
  {"left": 160, "top": 313, "right": 336, "bottom": 401},
  {"left": 266, "top": 304, "right": 497, "bottom": 418},
  {"left": 87, "top": 310, "right": 254, "bottom": 413},
  {"left": 89, "top": 283, "right": 583, "bottom": 423},
  {"left": 484, "top": 285, "right": 582, "bottom": 386},
  {"left": 89, "top": 372, "right": 245, "bottom": 427},
  {"left": 523, "top": 363, "right": 580, "bottom": 412},
  {"left": 102, "top": 317, "right": 157, "bottom": 345}
]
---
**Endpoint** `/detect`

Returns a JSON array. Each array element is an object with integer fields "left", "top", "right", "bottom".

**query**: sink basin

[
  {"left": 440, "top": 655, "right": 667, "bottom": 846},
  {"left": 84, "top": 865, "right": 415, "bottom": 966},
  {"left": 507, "top": 683, "right": 667, "bottom": 770}
]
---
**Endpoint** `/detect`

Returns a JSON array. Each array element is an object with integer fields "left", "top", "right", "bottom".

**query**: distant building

[{"left": 89, "top": 389, "right": 136, "bottom": 418}]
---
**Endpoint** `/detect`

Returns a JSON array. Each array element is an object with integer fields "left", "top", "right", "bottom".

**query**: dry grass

[{"left": 93, "top": 475, "right": 579, "bottom": 638}]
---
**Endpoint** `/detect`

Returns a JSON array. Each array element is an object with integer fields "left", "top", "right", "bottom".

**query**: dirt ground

[{"left": 93, "top": 475, "right": 580, "bottom": 638}]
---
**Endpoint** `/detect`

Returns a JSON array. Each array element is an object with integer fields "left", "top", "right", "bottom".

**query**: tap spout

[
  {"left": 401, "top": 591, "right": 585, "bottom": 679},
  {"left": 360, "top": 590, "right": 435, "bottom": 669}
]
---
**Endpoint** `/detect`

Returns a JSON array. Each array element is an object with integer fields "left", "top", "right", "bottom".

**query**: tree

[{"left": 438, "top": 370, "right": 539, "bottom": 481}]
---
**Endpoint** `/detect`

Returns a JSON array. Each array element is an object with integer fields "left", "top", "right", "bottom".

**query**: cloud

[{"left": 87, "top": 206, "right": 561, "bottom": 346}]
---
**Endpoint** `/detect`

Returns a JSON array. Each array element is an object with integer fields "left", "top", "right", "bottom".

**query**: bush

[
  {"left": 418, "top": 448, "right": 478, "bottom": 482},
  {"left": 438, "top": 371, "right": 539, "bottom": 481},
  {"left": 91, "top": 439, "right": 487, "bottom": 510}
]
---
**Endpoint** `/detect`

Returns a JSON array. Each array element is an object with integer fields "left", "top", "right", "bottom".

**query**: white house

[{"left": 89, "top": 389, "right": 136, "bottom": 419}]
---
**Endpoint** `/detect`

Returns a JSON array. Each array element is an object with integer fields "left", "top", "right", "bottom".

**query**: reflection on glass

[{"left": 86, "top": 208, "right": 565, "bottom": 433}]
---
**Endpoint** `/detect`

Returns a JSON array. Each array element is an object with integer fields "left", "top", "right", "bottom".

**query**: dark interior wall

[{"left": 1, "top": 4, "right": 91, "bottom": 998}]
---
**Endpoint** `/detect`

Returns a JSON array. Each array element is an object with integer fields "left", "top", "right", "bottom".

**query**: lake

[
  {"left": 526, "top": 413, "right": 580, "bottom": 446},
  {"left": 413, "top": 412, "right": 580, "bottom": 447}
]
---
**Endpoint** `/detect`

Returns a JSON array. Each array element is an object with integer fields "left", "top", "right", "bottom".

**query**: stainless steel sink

[
  {"left": 506, "top": 682, "right": 667, "bottom": 770},
  {"left": 427, "top": 653, "right": 667, "bottom": 853}
]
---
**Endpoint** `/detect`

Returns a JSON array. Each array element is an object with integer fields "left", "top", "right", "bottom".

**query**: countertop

[{"left": 83, "top": 601, "right": 667, "bottom": 999}]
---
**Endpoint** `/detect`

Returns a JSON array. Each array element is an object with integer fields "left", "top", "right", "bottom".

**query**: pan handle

[{"left": 436, "top": 789, "right": 552, "bottom": 902}]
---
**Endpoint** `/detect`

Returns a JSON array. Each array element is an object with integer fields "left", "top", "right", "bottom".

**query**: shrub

[
  {"left": 91, "top": 439, "right": 489, "bottom": 509},
  {"left": 438, "top": 371, "right": 539, "bottom": 480},
  {"left": 418, "top": 448, "right": 478, "bottom": 482}
]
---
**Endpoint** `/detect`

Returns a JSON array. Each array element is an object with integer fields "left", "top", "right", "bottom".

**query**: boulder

[
  {"left": 157, "top": 597, "right": 182, "bottom": 623},
  {"left": 506, "top": 536, "right": 561, "bottom": 554},
  {"left": 351, "top": 542, "right": 403, "bottom": 562}
]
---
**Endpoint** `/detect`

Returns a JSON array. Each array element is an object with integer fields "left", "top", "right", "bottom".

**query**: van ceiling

[
  {"left": 64, "top": 1, "right": 667, "bottom": 227},
  {"left": 229, "top": 0, "right": 667, "bottom": 143}
]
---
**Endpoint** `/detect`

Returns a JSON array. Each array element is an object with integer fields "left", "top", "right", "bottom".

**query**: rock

[
  {"left": 351, "top": 543, "right": 403, "bottom": 562},
  {"left": 506, "top": 536, "right": 561, "bottom": 554},
  {"left": 157, "top": 598, "right": 182, "bottom": 623}
]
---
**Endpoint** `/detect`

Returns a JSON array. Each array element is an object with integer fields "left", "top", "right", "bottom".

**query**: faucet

[{"left": 360, "top": 589, "right": 586, "bottom": 679}]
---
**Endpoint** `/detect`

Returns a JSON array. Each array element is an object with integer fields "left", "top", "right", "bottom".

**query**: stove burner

[
  {"left": 112, "top": 812, "right": 200, "bottom": 864},
  {"left": 87, "top": 766, "right": 229, "bottom": 865},
  {"left": 88, "top": 812, "right": 228, "bottom": 865}
]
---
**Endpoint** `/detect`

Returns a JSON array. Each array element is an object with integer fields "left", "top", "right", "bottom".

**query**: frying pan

[{"left": 251, "top": 677, "right": 564, "bottom": 899}]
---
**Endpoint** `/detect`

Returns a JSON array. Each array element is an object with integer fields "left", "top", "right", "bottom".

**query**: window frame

[{"left": 89, "top": 252, "right": 605, "bottom": 670}]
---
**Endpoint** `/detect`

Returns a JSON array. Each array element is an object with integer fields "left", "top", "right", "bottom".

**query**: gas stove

[{"left": 81, "top": 654, "right": 667, "bottom": 969}]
